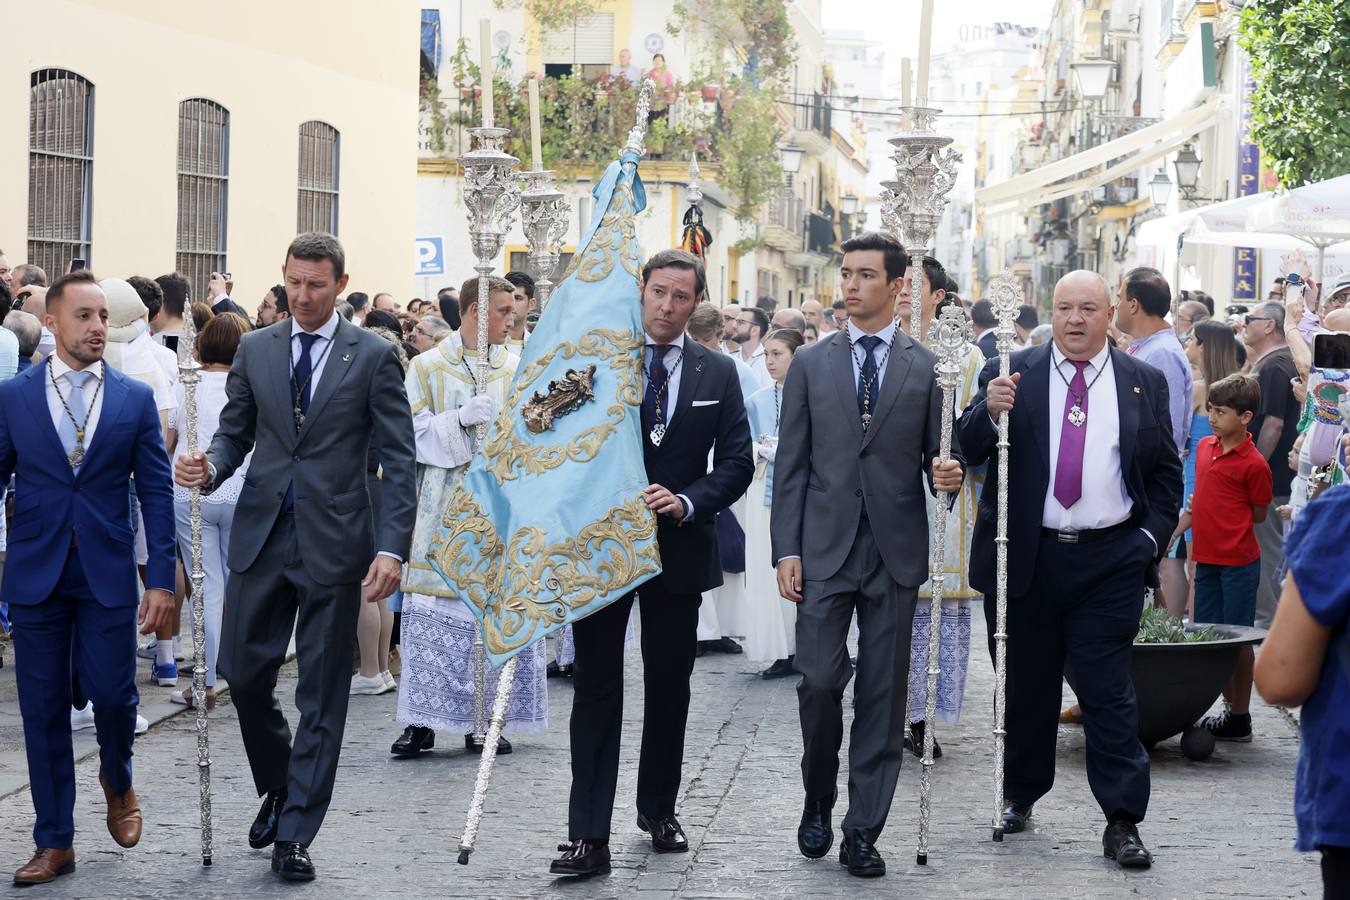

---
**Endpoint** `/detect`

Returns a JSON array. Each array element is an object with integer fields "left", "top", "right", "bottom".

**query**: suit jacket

[
  {"left": 976, "top": 329, "right": 998, "bottom": 360},
  {"left": 643, "top": 338, "right": 753, "bottom": 595},
  {"left": 205, "top": 316, "right": 417, "bottom": 585},
  {"left": 0, "top": 360, "right": 176, "bottom": 607},
  {"left": 211, "top": 296, "right": 250, "bottom": 321},
  {"left": 957, "top": 343, "right": 1183, "bottom": 598},
  {"left": 771, "top": 328, "right": 958, "bottom": 587}
]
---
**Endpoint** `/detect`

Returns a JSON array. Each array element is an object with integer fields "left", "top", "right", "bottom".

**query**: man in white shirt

[
  {"left": 609, "top": 48, "right": 641, "bottom": 83},
  {"left": 733, "top": 306, "right": 772, "bottom": 388},
  {"left": 959, "top": 270, "right": 1183, "bottom": 870}
]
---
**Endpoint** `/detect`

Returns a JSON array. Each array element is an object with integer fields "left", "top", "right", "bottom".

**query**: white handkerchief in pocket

[{"left": 691, "top": 400, "right": 720, "bottom": 407}]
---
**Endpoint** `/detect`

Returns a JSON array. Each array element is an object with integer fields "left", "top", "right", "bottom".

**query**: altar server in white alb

[{"left": 389, "top": 276, "right": 548, "bottom": 759}]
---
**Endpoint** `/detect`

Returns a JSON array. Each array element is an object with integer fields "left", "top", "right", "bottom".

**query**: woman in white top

[
  {"left": 740, "top": 328, "right": 804, "bottom": 677},
  {"left": 165, "top": 313, "right": 252, "bottom": 706}
]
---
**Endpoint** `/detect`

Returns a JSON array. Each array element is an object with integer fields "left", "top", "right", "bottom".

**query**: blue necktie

[
  {"left": 283, "top": 332, "right": 320, "bottom": 511},
  {"left": 642, "top": 344, "right": 673, "bottom": 436},
  {"left": 856, "top": 335, "right": 883, "bottom": 418},
  {"left": 58, "top": 370, "right": 94, "bottom": 463},
  {"left": 292, "top": 332, "right": 320, "bottom": 424}
]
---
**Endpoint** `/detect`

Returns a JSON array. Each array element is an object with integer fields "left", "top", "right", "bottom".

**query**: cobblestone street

[{"left": 0, "top": 605, "right": 1321, "bottom": 898}]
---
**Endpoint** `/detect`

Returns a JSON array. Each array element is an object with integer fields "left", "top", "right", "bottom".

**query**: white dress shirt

[
  {"left": 644, "top": 334, "right": 685, "bottom": 425},
  {"left": 46, "top": 355, "right": 106, "bottom": 448},
  {"left": 38, "top": 327, "right": 57, "bottom": 360},
  {"left": 847, "top": 320, "right": 898, "bottom": 390},
  {"left": 1042, "top": 342, "right": 1133, "bottom": 531},
  {"left": 644, "top": 333, "right": 694, "bottom": 520},
  {"left": 739, "top": 342, "right": 773, "bottom": 390},
  {"left": 291, "top": 310, "right": 341, "bottom": 399}
]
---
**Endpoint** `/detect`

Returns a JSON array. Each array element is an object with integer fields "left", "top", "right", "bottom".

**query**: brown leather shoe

[
  {"left": 99, "top": 773, "right": 142, "bottom": 848},
  {"left": 13, "top": 848, "right": 75, "bottom": 885}
]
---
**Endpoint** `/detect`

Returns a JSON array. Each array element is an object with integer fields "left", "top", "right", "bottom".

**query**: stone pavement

[{"left": 0, "top": 604, "right": 1321, "bottom": 898}]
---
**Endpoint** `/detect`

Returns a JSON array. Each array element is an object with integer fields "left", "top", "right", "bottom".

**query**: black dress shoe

[
  {"left": 707, "top": 636, "right": 743, "bottom": 654},
  {"left": 839, "top": 830, "right": 885, "bottom": 878},
  {"left": 390, "top": 725, "right": 435, "bottom": 759},
  {"left": 546, "top": 661, "right": 573, "bottom": 679},
  {"left": 271, "top": 841, "right": 315, "bottom": 881},
  {"left": 637, "top": 813, "right": 688, "bottom": 853},
  {"left": 797, "top": 799, "right": 833, "bottom": 858},
  {"left": 1103, "top": 821, "right": 1153, "bottom": 869},
  {"left": 999, "top": 801, "right": 1033, "bottom": 834},
  {"left": 761, "top": 657, "right": 797, "bottom": 680},
  {"left": 695, "top": 642, "right": 708, "bottom": 657},
  {"left": 904, "top": 720, "right": 944, "bottom": 760},
  {"left": 549, "top": 839, "right": 610, "bottom": 876},
  {"left": 248, "top": 788, "right": 287, "bottom": 849},
  {"left": 464, "top": 733, "right": 513, "bottom": 754}
]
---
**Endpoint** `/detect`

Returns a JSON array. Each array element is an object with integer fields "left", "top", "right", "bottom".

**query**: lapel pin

[
  {"left": 696, "top": 362, "right": 705, "bottom": 374},
  {"left": 1133, "top": 386, "right": 1141, "bottom": 394},
  {"left": 342, "top": 353, "right": 353, "bottom": 362}
]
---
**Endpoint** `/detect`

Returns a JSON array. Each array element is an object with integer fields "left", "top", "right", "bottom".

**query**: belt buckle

[{"left": 1057, "top": 530, "right": 1078, "bottom": 544}]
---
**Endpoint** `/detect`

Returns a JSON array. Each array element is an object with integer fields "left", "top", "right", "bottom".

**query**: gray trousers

[
  {"left": 218, "top": 511, "right": 362, "bottom": 847},
  {"left": 796, "top": 520, "right": 917, "bottom": 841},
  {"left": 1253, "top": 495, "right": 1290, "bottom": 629}
]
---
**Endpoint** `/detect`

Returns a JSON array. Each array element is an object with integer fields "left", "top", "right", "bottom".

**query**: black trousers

[
  {"left": 218, "top": 511, "right": 362, "bottom": 847},
  {"left": 567, "top": 579, "right": 699, "bottom": 841},
  {"left": 985, "top": 530, "right": 1152, "bottom": 824},
  {"left": 1322, "top": 845, "right": 1350, "bottom": 900}
]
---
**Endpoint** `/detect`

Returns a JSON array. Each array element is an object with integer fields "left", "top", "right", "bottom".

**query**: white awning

[{"left": 976, "top": 95, "right": 1222, "bottom": 213}]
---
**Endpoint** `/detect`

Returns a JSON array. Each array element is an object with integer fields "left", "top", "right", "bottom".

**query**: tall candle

[
  {"left": 480, "top": 18, "right": 493, "bottom": 127},
  {"left": 916, "top": 0, "right": 934, "bottom": 102},
  {"left": 528, "top": 77, "right": 542, "bottom": 170},
  {"left": 901, "top": 57, "right": 912, "bottom": 107}
]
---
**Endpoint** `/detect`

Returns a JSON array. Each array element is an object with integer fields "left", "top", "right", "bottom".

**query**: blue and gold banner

[
  {"left": 1233, "top": 51, "right": 1260, "bottom": 302},
  {"left": 427, "top": 151, "right": 661, "bottom": 665}
]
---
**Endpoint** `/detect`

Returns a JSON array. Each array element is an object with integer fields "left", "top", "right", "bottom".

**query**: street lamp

[
  {"left": 1148, "top": 169, "right": 1174, "bottom": 207},
  {"left": 839, "top": 192, "right": 860, "bottom": 240},
  {"left": 780, "top": 144, "right": 805, "bottom": 188},
  {"left": 1172, "top": 143, "right": 1203, "bottom": 196},
  {"left": 1070, "top": 60, "right": 1115, "bottom": 101}
]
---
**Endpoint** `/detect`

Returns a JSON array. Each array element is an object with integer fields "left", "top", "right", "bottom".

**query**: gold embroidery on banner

[
  {"left": 431, "top": 490, "right": 661, "bottom": 656},
  {"left": 482, "top": 328, "right": 642, "bottom": 483},
  {"left": 562, "top": 182, "right": 644, "bottom": 285}
]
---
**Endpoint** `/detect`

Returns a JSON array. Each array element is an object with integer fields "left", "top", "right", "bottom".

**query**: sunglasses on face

[{"left": 1244, "top": 315, "right": 1272, "bottom": 325}]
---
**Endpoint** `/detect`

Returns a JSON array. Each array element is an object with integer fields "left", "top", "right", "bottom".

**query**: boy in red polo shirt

[{"left": 1171, "top": 373, "right": 1273, "bottom": 742}]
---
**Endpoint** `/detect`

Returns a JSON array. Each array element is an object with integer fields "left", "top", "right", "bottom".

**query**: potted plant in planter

[{"left": 1067, "top": 607, "right": 1265, "bottom": 761}]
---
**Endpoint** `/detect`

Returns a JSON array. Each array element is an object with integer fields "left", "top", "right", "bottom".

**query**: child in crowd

[
  {"left": 1171, "top": 373, "right": 1274, "bottom": 742},
  {"left": 741, "top": 328, "right": 803, "bottom": 678}
]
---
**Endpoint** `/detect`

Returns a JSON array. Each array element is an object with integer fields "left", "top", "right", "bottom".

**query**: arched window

[
  {"left": 176, "top": 98, "right": 230, "bottom": 301},
  {"left": 28, "top": 69, "right": 94, "bottom": 274},
  {"left": 298, "top": 121, "right": 339, "bottom": 234}
]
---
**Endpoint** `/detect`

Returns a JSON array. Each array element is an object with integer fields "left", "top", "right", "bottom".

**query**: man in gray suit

[
  {"left": 771, "top": 231, "right": 964, "bottom": 878},
  {"left": 175, "top": 233, "right": 416, "bottom": 882}
]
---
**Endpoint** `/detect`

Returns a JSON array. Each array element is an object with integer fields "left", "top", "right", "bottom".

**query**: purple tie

[{"left": 1053, "top": 359, "right": 1089, "bottom": 508}]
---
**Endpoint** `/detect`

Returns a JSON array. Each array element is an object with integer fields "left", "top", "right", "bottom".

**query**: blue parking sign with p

[{"left": 415, "top": 237, "right": 445, "bottom": 276}]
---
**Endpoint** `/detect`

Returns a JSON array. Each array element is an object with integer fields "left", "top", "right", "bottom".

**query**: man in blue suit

[{"left": 0, "top": 270, "right": 176, "bottom": 886}]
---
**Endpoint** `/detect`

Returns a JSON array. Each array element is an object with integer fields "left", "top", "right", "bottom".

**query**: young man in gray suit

[
  {"left": 175, "top": 233, "right": 416, "bottom": 882},
  {"left": 771, "top": 231, "right": 964, "bottom": 878}
]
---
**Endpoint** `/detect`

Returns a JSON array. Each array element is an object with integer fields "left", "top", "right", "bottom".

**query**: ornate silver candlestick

[
  {"left": 882, "top": 105, "right": 961, "bottom": 341},
  {"left": 986, "top": 272, "right": 1021, "bottom": 842},
  {"left": 518, "top": 169, "right": 569, "bottom": 310},
  {"left": 457, "top": 125, "right": 521, "bottom": 746},
  {"left": 915, "top": 302, "right": 972, "bottom": 867},
  {"left": 178, "top": 303, "right": 213, "bottom": 867}
]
